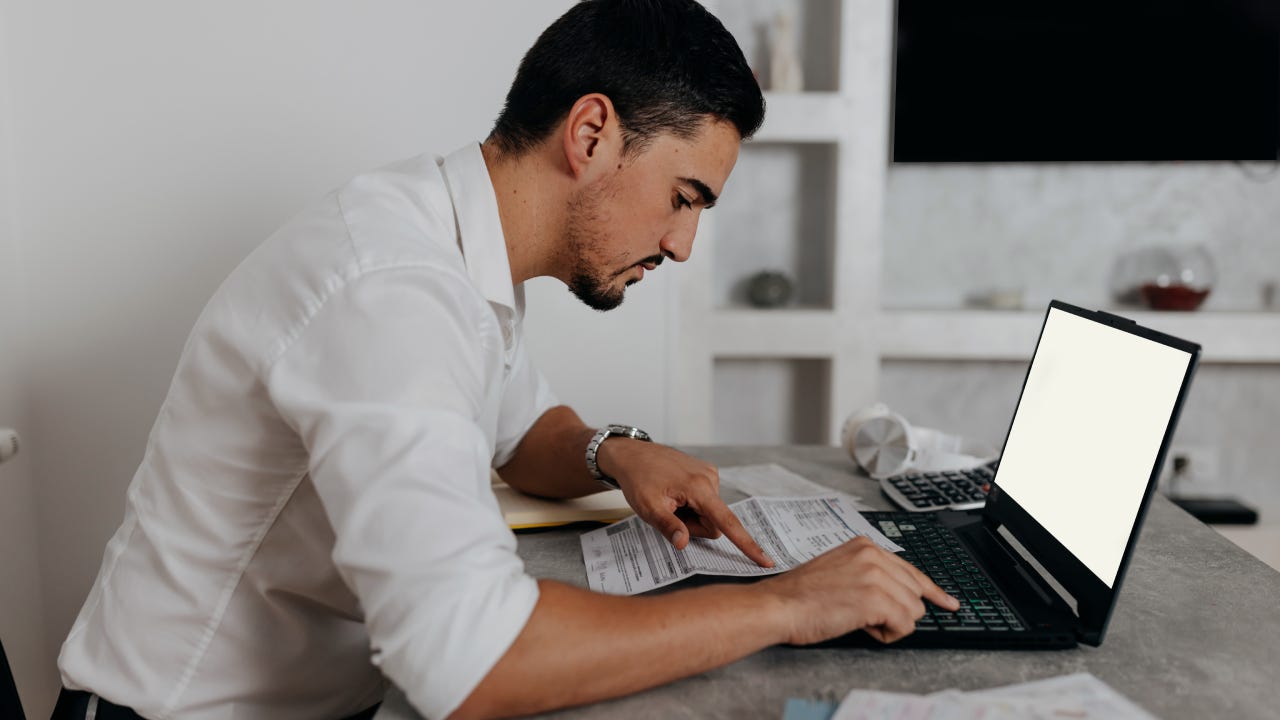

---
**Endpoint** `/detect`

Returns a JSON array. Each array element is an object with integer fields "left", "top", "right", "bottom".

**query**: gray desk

[{"left": 378, "top": 446, "right": 1280, "bottom": 719}]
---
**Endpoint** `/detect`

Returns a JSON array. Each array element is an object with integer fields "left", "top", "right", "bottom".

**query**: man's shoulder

[
  {"left": 334, "top": 153, "right": 465, "bottom": 275},
  {"left": 197, "top": 153, "right": 481, "bottom": 374}
]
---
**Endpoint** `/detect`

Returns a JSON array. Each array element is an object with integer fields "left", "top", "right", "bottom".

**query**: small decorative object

[
  {"left": 1112, "top": 245, "right": 1214, "bottom": 311},
  {"left": 1139, "top": 245, "right": 1214, "bottom": 311},
  {"left": 746, "top": 270, "right": 795, "bottom": 308},
  {"left": 769, "top": 10, "right": 804, "bottom": 92},
  {"left": 965, "top": 288, "right": 1024, "bottom": 311}
]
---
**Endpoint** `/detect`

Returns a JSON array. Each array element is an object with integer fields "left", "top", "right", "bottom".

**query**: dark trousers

[
  {"left": 51, "top": 689, "right": 380, "bottom": 720},
  {"left": 50, "top": 690, "right": 144, "bottom": 720}
]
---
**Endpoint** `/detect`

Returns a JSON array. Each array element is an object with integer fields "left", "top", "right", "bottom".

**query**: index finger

[
  {"left": 886, "top": 551, "right": 959, "bottom": 611},
  {"left": 692, "top": 495, "right": 775, "bottom": 568}
]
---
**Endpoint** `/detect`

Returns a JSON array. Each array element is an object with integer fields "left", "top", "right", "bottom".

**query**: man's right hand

[
  {"left": 453, "top": 534, "right": 958, "bottom": 718},
  {"left": 760, "top": 536, "right": 960, "bottom": 646}
]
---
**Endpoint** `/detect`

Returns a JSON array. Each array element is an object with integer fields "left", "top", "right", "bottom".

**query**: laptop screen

[{"left": 995, "top": 307, "right": 1194, "bottom": 587}]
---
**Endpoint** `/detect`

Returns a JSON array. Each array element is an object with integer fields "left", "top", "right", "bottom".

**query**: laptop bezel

[{"left": 980, "top": 300, "right": 1201, "bottom": 646}]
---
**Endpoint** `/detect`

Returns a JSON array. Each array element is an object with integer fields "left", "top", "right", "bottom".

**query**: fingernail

[
  {"left": 948, "top": 595, "right": 960, "bottom": 609},
  {"left": 672, "top": 530, "right": 685, "bottom": 545}
]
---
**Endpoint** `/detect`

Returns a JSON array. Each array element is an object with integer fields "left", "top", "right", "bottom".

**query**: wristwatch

[{"left": 585, "top": 424, "right": 652, "bottom": 490}]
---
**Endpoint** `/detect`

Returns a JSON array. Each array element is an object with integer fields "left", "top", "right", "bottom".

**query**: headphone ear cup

[{"left": 849, "top": 412, "right": 916, "bottom": 478}]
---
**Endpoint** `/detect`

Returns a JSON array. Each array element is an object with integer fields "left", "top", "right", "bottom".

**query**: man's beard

[
  {"left": 563, "top": 181, "right": 630, "bottom": 312},
  {"left": 567, "top": 261, "right": 629, "bottom": 312}
]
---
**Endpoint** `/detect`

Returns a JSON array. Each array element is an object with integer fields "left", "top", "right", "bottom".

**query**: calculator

[{"left": 878, "top": 460, "right": 999, "bottom": 512}]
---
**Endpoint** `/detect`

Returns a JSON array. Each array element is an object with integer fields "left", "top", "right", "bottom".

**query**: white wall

[
  {"left": 883, "top": 163, "right": 1280, "bottom": 312},
  {"left": 0, "top": 2, "right": 53, "bottom": 715},
  {"left": 1, "top": 1, "right": 682, "bottom": 714}
]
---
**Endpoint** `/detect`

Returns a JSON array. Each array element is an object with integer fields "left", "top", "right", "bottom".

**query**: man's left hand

[{"left": 596, "top": 439, "right": 774, "bottom": 568}]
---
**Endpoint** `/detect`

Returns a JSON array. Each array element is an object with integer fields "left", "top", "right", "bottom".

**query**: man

[{"left": 54, "top": 1, "right": 957, "bottom": 719}]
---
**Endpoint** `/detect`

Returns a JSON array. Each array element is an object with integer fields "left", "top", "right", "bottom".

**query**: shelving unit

[
  {"left": 879, "top": 310, "right": 1280, "bottom": 363},
  {"left": 670, "top": 0, "right": 891, "bottom": 444},
  {"left": 668, "top": 0, "right": 1280, "bottom": 446}
]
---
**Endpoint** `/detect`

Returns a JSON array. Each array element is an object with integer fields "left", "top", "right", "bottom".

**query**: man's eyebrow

[{"left": 680, "top": 177, "right": 718, "bottom": 208}]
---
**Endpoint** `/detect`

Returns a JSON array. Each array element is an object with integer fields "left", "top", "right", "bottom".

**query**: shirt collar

[{"left": 440, "top": 142, "right": 522, "bottom": 323}]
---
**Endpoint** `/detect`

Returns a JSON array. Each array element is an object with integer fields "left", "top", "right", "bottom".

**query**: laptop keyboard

[{"left": 871, "top": 513, "right": 1027, "bottom": 633}]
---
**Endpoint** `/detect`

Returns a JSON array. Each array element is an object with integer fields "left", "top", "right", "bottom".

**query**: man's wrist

[
  {"left": 756, "top": 575, "right": 804, "bottom": 646},
  {"left": 586, "top": 425, "right": 651, "bottom": 489},
  {"left": 594, "top": 436, "right": 647, "bottom": 484}
]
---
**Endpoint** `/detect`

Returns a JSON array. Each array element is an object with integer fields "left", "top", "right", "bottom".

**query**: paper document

[
  {"left": 581, "top": 495, "right": 903, "bottom": 595},
  {"left": 720, "top": 463, "right": 869, "bottom": 510},
  {"left": 491, "top": 483, "right": 633, "bottom": 529},
  {"left": 830, "top": 673, "right": 1158, "bottom": 720},
  {"left": 490, "top": 468, "right": 633, "bottom": 529}
]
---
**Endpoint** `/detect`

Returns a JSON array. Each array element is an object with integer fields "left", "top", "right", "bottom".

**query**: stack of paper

[
  {"left": 491, "top": 479, "right": 633, "bottom": 530},
  {"left": 785, "top": 673, "right": 1159, "bottom": 720}
]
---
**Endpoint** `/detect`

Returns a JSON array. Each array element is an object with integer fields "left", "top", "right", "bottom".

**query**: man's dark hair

[{"left": 487, "top": 0, "right": 765, "bottom": 156}]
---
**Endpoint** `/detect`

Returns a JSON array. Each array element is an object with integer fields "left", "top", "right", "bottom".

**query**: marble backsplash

[{"left": 883, "top": 162, "right": 1280, "bottom": 312}]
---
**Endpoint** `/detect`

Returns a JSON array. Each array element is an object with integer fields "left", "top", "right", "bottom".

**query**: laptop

[{"left": 832, "top": 300, "right": 1201, "bottom": 649}]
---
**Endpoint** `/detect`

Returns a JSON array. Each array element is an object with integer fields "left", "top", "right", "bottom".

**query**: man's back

[{"left": 57, "top": 149, "right": 549, "bottom": 719}]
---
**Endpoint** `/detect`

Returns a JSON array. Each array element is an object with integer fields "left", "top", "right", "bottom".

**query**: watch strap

[{"left": 586, "top": 424, "right": 652, "bottom": 489}]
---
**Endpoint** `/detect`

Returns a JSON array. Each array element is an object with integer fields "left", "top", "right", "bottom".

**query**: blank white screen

[{"left": 997, "top": 309, "right": 1191, "bottom": 587}]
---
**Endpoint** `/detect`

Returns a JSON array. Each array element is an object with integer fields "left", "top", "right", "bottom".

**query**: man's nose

[{"left": 659, "top": 218, "right": 699, "bottom": 263}]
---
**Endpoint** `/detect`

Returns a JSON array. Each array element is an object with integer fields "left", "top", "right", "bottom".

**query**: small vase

[
  {"left": 746, "top": 271, "right": 795, "bottom": 308},
  {"left": 1134, "top": 245, "right": 1215, "bottom": 311}
]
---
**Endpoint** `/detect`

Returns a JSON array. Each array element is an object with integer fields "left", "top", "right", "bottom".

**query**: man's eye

[{"left": 675, "top": 194, "right": 693, "bottom": 210}]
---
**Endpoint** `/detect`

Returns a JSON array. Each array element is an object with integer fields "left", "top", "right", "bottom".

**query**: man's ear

[{"left": 561, "top": 93, "right": 619, "bottom": 180}]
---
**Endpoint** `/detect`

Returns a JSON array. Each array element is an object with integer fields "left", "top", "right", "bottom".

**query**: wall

[
  {"left": 0, "top": 1, "right": 681, "bottom": 711},
  {"left": 883, "top": 163, "right": 1280, "bottom": 312},
  {"left": 0, "top": 2, "right": 54, "bottom": 715}
]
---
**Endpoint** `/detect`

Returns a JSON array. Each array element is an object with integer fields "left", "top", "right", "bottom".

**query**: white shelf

[
  {"left": 713, "top": 357, "right": 831, "bottom": 444},
  {"left": 709, "top": 309, "right": 837, "bottom": 357},
  {"left": 879, "top": 310, "right": 1280, "bottom": 363},
  {"left": 670, "top": 0, "right": 897, "bottom": 444},
  {"left": 753, "top": 93, "right": 855, "bottom": 143}
]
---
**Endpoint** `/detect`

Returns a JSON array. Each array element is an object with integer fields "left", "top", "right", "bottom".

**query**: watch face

[{"left": 606, "top": 425, "right": 651, "bottom": 441}]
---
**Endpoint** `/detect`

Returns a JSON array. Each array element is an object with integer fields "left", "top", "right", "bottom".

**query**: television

[{"left": 891, "top": 0, "right": 1280, "bottom": 162}]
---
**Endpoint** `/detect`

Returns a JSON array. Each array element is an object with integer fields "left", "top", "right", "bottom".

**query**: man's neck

[{"left": 480, "top": 140, "right": 568, "bottom": 286}]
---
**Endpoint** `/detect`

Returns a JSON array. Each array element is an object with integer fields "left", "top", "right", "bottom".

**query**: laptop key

[{"left": 862, "top": 511, "right": 1032, "bottom": 636}]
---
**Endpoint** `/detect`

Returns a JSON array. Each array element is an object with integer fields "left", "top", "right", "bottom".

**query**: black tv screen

[{"left": 892, "top": 0, "right": 1280, "bottom": 162}]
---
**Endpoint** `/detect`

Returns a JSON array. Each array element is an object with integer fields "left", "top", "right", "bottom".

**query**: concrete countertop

[{"left": 380, "top": 446, "right": 1280, "bottom": 720}]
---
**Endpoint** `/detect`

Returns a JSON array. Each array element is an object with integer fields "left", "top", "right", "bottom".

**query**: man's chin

[{"left": 568, "top": 275, "right": 626, "bottom": 312}]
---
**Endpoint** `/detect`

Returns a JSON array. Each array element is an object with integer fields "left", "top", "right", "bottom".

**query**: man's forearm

[
  {"left": 497, "top": 405, "right": 622, "bottom": 498},
  {"left": 449, "top": 523, "right": 961, "bottom": 719},
  {"left": 450, "top": 579, "right": 788, "bottom": 720}
]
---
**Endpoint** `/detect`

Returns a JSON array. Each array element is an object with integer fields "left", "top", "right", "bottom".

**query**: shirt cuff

[{"left": 402, "top": 571, "right": 540, "bottom": 720}]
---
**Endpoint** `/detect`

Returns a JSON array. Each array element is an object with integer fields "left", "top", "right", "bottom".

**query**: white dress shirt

[{"left": 58, "top": 143, "right": 558, "bottom": 720}]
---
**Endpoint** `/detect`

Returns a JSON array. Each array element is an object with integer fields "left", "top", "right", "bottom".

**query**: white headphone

[{"left": 841, "top": 404, "right": 997, "bottom": 479}]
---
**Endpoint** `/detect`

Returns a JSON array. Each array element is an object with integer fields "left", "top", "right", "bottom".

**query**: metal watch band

[{"left": 585, "top": 424, "right": 652, "bottom": 490}]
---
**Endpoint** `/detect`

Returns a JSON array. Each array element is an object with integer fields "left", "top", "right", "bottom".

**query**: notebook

[
  {"left": 829, "top": 300, "right": 1200, "bottom": 649},
  {"left": 491, "top": 470, "right": 633, "bottom": 530}
]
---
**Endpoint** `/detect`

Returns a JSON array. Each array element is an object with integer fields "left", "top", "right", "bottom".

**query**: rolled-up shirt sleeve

[{"left": 265, "top": 266, "right": 539, "bottom": 720}]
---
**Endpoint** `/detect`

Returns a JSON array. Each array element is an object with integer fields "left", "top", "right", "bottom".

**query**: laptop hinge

[{"left": 994, "top": 524, "right": 1079, "bottom": 616}]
